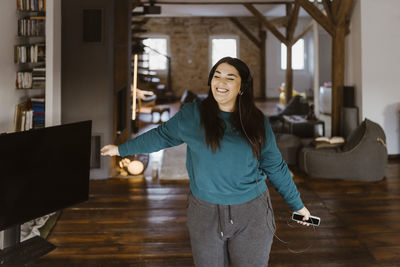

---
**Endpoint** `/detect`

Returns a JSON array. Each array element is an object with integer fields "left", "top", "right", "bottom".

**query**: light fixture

[{"left": 118, "top": 155, "right": 149, "bottom": 176}]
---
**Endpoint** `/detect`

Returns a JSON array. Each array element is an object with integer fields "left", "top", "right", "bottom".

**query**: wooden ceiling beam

[
  {"left": 244, "top": 3, "right": 289, "bottom": 46},
  {"left": 331, "top": 0, "right": 341, "bottom": 21},
  {"left": 293, "top": 20, "right": 313, "bottom": 44},
  {"left": 270, "top": 16, "right": 289, "bottom": 28},
  {"left": 336, "top": 0, "right": 353, "bottom": 27},
  {"left": 322, "top": 0, "right": 335, "bottom": 24},
  {"left": 229, "top": 17, "right": 262, "bottom": 47},
  {"left": 295, "top": 0, "right": 334, "bottom": 36},
  {"left": 283, "top": 2, "right": 300, "bottom": 104},
  {"left": 287, "top": 2, "right": 300, "bottom": 42},
  {"left": 286, "top": 2, "right": 293, "bottom": 17}
]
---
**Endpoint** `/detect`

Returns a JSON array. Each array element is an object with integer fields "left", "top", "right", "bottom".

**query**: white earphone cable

[{"left": 238, "top": 95, "right": 315, "bottom": 254}]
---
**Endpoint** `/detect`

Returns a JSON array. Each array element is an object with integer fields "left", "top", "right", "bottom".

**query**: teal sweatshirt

[{"left": 119, "top": 100, "right": 304, "bottom": 211}]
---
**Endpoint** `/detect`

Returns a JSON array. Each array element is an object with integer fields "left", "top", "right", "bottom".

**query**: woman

[{"left": 101, "top": 57, "right": 311, "bottom": 266}]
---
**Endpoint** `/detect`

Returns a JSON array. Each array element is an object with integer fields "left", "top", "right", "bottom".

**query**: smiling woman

[
  {"left": 210, "top": 63, "right": 242, "bottom": 112},
  {"left": 101, "top": 57, "right": 311, "bottom": 267}
]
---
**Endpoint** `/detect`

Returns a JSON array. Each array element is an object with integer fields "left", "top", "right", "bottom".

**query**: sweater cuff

[
  {"left": 288, "top": 196, "right": 304, "bottom": 211},
  {"left": 118, "top": 144, "right": 128, "bottom": 158}
]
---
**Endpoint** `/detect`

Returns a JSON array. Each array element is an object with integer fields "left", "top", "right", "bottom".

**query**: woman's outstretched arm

[{"left": 101, "top": 104, "right": 190, "bottom": 157}]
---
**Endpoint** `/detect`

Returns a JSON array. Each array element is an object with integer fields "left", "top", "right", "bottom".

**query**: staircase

[{"left": 131, "top": 16, "right": 176, "bottom": 105}]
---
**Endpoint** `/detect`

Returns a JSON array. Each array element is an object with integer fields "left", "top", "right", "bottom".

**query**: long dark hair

[{"left": 200, "top": 57, "right": 266, "bottom": 158}]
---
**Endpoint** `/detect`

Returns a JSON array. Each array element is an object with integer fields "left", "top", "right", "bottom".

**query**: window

[
  {"left": 142, "top": 37, "right": 168, "bottom": 70},
  {"left": 210, "top": 37, "right": 238, "bottom": 67},
  {"left": 281, "top": 38, "right": 305, "bottom": 70}
]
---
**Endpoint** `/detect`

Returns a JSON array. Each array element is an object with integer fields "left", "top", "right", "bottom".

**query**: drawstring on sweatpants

[
  {"left": 217, "top": 205, "right": 223, "bottom": 237},
  {"left": 228, "top": 205, "right": 233, "bottom": 224},
  {"left": 217, "top": 205, "right": 234, "bottom": 237}
]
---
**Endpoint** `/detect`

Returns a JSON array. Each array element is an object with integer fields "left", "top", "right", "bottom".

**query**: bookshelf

[
  {"left": 14, "top": 0, "right": 46, "bottom": 131},
  {"left": 15, "top": 0, "right": 46, "bottom": 90}
]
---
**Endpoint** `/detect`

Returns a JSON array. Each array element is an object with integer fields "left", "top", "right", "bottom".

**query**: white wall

[
  {"left": 0, "top": 0, "right": 18, "bottom": 133},
  {"left": 345, "top": 0, "right": 363, "bottom": 120},
  {"left": 62, "top": 0, "right": 114, "bottom": 179},
  {"left": 346, "top": 0, "right": 400, "bottom": 154},
  {"left": 266, "top": 18, "right": 314, "bottom": 98},
  {"left": 46, "top": 0, "right": 62, "bottom": 127}
]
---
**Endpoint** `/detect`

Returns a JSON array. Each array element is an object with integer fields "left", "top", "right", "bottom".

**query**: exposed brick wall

[{"left": 140, "top": 17, "right": 263, "bottom": 98}]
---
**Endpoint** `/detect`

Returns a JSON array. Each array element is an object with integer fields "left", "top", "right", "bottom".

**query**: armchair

[{"left": 298, "top": 119, "right": 388, "bottom": 181}]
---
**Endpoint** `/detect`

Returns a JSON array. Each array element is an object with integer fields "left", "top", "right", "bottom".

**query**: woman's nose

[{"left": 216, "top": 79, "right": 227, "bottom": 86}]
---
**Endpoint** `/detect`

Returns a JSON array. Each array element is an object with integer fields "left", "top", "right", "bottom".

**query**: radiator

[{"left": 90, "top": 135, "right": 101, "bottom": 169}]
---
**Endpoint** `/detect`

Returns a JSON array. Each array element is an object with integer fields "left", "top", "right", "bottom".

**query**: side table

[{"left": 282, "top": 115, "right": 325, "bottom": 138}]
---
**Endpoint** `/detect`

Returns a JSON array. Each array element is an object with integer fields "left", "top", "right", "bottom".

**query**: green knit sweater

[{"left": 119, "top": 100, "right": 303, "bottom": 210}]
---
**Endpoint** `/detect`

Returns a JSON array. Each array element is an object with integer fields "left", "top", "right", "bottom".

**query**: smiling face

[{"left": 211, "top": 63, "right": 242, "bottom": 112}]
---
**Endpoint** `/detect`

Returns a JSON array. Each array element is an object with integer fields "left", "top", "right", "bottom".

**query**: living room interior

[{"left": 0, "top": 0, "right": 399, "bottom": 266}]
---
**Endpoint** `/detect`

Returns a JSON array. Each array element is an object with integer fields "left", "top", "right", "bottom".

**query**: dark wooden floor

[
  {"left": 36, "top": 162, "right": 400, "bottom": 267},
  {"left": 37, "top": 100, "right": 400, "bottom": 266}
]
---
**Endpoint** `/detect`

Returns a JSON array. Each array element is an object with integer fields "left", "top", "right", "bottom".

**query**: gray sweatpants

[{"left": 186, "top": 189, "right": 276, "bottom": 267}]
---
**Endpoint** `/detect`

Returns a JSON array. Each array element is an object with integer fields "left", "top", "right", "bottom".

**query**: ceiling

[{"left": 137, "top": 0, "right": 312, "bottom": 17}]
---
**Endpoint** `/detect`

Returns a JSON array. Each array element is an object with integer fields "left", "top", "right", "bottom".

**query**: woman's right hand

[{"left": 101, "top": 145, "right": 120, "bottom": 157}]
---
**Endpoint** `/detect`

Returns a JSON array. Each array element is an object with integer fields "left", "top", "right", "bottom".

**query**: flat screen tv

[{"left": 0, "top": 120, "right": 92, "bottom": 232}]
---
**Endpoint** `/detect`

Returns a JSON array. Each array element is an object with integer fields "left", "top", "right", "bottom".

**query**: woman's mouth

[{"left": 216, "top": 88, "right": 228, "bottom": 93}]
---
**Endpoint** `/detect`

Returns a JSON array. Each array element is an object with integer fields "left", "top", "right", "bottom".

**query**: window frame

[
  {"left": 280, "top": 38, "right": 306, "bottom": 71},
  {"left": 140, "top": 34, "right": 170, "bottom": 72},
  {"left": 209, "top": 35, "right": 240, "bottom": 70}
]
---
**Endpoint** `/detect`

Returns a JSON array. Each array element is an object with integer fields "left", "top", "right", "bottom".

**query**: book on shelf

[
  {"left": 33, "top": 65, "right": 45, "bottom": 72},
  {"left": 16, "top": 70, "right": 45, "bottom": 89},
  {"left": 14, "top": 103, "right": 34, "bottom": 131},
  {"left": 14, "top": 102, "right": 27, "bottom": 132},
  {"left": 14, "top": 97, "right": 45, "bottom": 131},
  {"left": 32, "top": 66, "right": 45, "bottom": 77},
  {"left": 16, "top": 71, "right": 31, "bottom": 89},
  {"left": 17, "top": 0, "right": 46, "bottom": 12},
  {"left": 32, "top": 82, "right": 45, "bottom": 89},
  {"left": 30, "top": 97, "right": 45, "bottom": 129},
  {"left": 30, "top": 97, "right": 45, "bottom": 102},
  {"left": 32, "top": 66, "right": 45, "bottom": 72},
  {"left": 15, "top": 44, "right": 45, "bottom": 64},
  {"left": 18, "top": 17, "right": 45, "bottom": 37},
  {"left": 19, "top": 109, "right": 34, "bottom": 131},
  {"left": 25, "top": 110, "right": 33, "bottom": 130},
  {"left": 21, "top": 110, "right": 26, "bottom": 130}
]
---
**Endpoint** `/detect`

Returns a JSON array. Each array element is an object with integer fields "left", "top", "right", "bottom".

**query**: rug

[{"left": 159, "top": 144, "right": 189, "bottom": 180}]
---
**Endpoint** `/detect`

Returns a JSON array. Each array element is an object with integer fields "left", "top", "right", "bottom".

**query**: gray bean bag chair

[{"left": 298, "top": 119, "right": 388, "bottom": 181}]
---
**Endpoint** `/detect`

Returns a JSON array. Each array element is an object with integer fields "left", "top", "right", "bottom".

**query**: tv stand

[{"left": 0, "top": 226, "right": 56, "bottom": 266}]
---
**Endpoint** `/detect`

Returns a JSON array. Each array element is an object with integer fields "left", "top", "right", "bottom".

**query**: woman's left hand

[
  {"left": 101, "top": 144, "right": 120, "bottom": 157},
  {"left": 295, "top": 206, "right": 311, "bottom": 226}
]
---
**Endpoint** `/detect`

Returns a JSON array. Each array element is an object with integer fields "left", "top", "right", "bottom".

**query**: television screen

[{"left": 0, "top": 121, "right": 92, "bottom": 231}]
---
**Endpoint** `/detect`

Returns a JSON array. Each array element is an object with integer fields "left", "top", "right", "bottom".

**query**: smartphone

[{"left": 292, "top": 212, "right": 321, "bottom": 226}]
